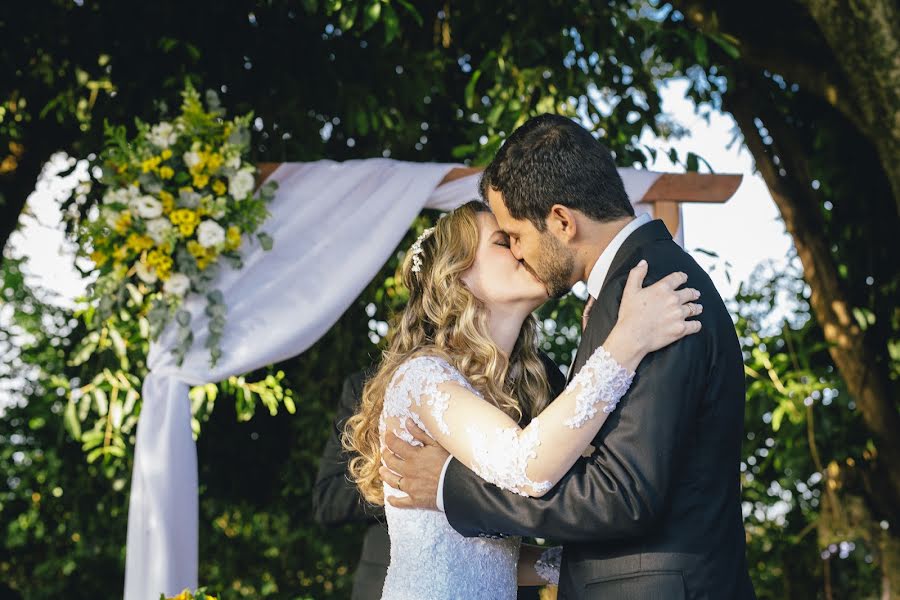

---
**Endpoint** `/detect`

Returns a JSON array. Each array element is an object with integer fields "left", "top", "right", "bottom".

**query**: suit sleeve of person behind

[
  {"left": 312, "top": 371, "right": 385, "bottom": 526},
  {"left": 443, "top": 249, "right": 716, "bottom": 543}
]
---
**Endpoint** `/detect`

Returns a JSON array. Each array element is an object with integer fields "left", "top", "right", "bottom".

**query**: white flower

[
  {"left": 163, "top": 273, "right": 191, "bottom": 297},
  {"left": 145, "top": 218, "right": 173, "bottom": 244},
  {"left": 208, "top": 197, "right": 227, "bottom": 219},
  {"left": 134, "top": 195, "right": 163, "bottom": 219},
  {"left": 228, "top": 168, "right": 255, "bottom": 200},
  {"left": 225, "top": 153, "right": 241, "bottom": 170},
  {"left": 102, "top": 189, "right": 119, "bottom": 205},
  {"left": 103, "top": 184, "right": 140, "bottom": 206},
  {"left": 183, "top": 151, "right": 203, "bottom": 169},
  {"left": 148, "top": 121, "right": 178, "bottom": 148},
  {"left": 135, "top": 261, "right": 158, "bottom": 284},
  {"left": 103, "top": 208, "right": 121, "bottom": 229},
  {"left": 124, "top": 185, "right": 141, "bottom": 201},
  {"left": 197, "top": 219, "right": 226, "bottom": 248}
]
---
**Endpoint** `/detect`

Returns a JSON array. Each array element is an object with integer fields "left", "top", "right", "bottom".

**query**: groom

[{"left": 380, "top": 114, "right": 756, "bottom": 598}]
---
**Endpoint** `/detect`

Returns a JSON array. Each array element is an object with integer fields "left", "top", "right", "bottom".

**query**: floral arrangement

[
  {"left": 161, "top": 588, "right": 217, "bottom": 600},
  {"left": 76, "top": 81, "right": 277, "bottom": 367}
]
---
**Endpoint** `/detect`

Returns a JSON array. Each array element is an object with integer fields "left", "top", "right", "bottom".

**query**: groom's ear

[{"left": 548, "top": 204, "right": 577, "bottom": 243}]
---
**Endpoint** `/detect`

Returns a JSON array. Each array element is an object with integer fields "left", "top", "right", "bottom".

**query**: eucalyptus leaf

[{"left": 257, "top": 232, "right": 274, "bottom": 251}]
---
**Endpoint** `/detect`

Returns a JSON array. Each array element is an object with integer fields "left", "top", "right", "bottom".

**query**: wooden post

[
  {"left": 652, "top": 201, "right": 681, "bottom": 236},
  {"left": 641, "top": 172, "right": 743, "bottom": 236}
]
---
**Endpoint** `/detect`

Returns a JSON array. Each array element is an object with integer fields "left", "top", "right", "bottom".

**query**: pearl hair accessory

[{"left": 409, "top": 226, "right": 436, "bottom": 273}]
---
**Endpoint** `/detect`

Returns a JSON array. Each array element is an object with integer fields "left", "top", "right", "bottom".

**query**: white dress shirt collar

[{"left": 585, "top": 213, "right": 652, "bottom": 300}]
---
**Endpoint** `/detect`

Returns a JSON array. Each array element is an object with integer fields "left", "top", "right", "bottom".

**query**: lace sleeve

[
  {"left": 381, "top": 355, "right": 473, "bottom": 446},
  {"left": 381, "top": 348, "right": 634, "bottom": 498},
  {"left": 563, "top": 345, "right": 635, "bottom": 428}
]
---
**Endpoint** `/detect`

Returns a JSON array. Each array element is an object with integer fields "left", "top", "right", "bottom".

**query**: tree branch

[{"left": 725, "top": 74, "right": 900, "bottom": 512}]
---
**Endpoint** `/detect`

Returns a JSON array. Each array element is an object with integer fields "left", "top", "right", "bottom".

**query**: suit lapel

[{"left": 566, "top": 219, "right": 673, "bottom": 385}]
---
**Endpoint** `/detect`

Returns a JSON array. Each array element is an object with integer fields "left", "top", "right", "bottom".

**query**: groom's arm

[{"left": 443, "top": 270, "right": 709, "bottom": 542}]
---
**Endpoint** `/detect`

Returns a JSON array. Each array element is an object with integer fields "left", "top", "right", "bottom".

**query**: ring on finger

[{"left": 397, "top": 476, "right": 404, "bottom": 491}]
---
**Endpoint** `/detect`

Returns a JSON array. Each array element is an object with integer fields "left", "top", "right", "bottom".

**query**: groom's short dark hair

[{"left": 479, "top": 114, "right": 634, "bottom": 231}]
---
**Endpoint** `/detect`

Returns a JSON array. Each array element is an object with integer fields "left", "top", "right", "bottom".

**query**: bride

[{"left": 342, "top": 200, "right": 702, "bottom": 599}]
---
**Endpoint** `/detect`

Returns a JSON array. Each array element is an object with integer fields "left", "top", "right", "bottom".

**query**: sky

[
  {"left": 5, "top": 78, "right": 794, "bottom": 315},
  {"left": 639, "top": 79, "right": 793, "bottom": 296}
]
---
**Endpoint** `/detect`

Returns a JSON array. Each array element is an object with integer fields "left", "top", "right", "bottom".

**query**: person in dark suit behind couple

[
  {"left": 313, "top": 352, "right": 566, "bottom": 599},
  {"left": 313, "top": 371, "right": 389, "bottom": 600}
]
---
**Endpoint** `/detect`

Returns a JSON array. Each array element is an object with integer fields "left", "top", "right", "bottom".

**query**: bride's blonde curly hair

[{"left": 342, "top": 200, "right": 552, "bottom": 505}]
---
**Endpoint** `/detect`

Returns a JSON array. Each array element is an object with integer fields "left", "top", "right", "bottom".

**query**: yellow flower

[
  {"left": 160, "top": 190, "right": 175, "bottom": 214},
  {"left": 192, "top": 173, "right": 209, "bottom": 189},
  {"left": 187, "top": 240, "right": 206, "bottom": 258},
  {"left": 160, "top": 148, "right": 173, "bottom": 160},
  {"left": 225, "top": 225, "right": 241, "bottom": 250},
  {"left": 145, "top": 250, "right": 173, "bottom": 280},
  {"left": 212, "top": 180, "right": 227, "bottom": 196},
  {"left": 113, "top": 245, "right": 130, "bottom": 262},
  {"left": 126, "top": 233, "right": 155, "bottom": 252},
  {"left": 113, "top": 211, "right": 132, "bottom": 234},
  {"left": 146, "top": 250, "right": 163, "bottom": 266},
  {"left": 116, "top": 163, "right": 128, "bottom": 174},
  {"left": 89, "top": 250, "right": 108, "bottom": 266},
  {"left": 169, "top": 208, "right": 199, "bottom": 227},
  {"left": 140, "top": 155, "right": 162, "bottom": 173},
  {"left": 159, "top": 166, "right": 175, "bottom": 180},
  {"left": 205, "top": 153, "right": 223, "bottom": 172}
]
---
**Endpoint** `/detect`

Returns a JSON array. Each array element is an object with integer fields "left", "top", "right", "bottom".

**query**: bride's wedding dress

[{"left": 378, "top": 351, "right": 634, "bottom": 599}]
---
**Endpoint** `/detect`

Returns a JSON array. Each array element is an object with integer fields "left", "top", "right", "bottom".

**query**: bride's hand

[{"left": 605, "top": 260, "right": 702, "bottom": 369}]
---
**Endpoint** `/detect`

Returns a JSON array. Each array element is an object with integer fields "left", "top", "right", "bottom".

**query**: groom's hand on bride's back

[{"left": 379, "top": 420, "right": 449, "bottom": 510}]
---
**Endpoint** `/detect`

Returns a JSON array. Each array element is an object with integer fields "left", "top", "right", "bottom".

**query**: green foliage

[
  {"left": 3, "top": 226, "right": 884, "bottom": 600},
  {"left": 2, "top": 1, "right": 896, "bottom": 598},
  {"left": 733, "top": 255, "right": 881, "bottom": 599}
]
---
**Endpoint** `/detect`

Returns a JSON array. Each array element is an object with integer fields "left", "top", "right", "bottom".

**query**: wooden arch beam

[{"left": 255, "top": 163, "right": 743, "bottom": 236}]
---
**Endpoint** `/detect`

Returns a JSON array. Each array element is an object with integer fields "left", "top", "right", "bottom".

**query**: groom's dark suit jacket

[{"left": 443, "top": 219, "right": 756, "bottom": 600}]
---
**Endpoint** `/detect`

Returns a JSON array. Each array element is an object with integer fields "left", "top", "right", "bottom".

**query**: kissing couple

[{"left": 342, "top": 114, "right": 756, "bottom": 600}]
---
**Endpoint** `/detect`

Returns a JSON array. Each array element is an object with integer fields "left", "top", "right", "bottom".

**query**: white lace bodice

[
  {"left": 377, "top": 350, "right": 633, "bottom": 598},
  {"left": 379, "top": 356, "right": 521, "bottom": 599}
]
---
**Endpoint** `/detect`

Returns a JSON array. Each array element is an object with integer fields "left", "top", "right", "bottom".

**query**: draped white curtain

[{"left": 123, "top": 158, "right": 675, "bottom": 600}]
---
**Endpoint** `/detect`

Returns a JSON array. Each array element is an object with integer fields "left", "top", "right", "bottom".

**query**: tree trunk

[
  {"left": 798, "top": 0, "right": 900, "bottom": 217},
  {"left": 726, "top": 72, "right": 900, "bottom": 519},
  {"left": 727, "top": 84, "right": 900, "bottom": 505}
]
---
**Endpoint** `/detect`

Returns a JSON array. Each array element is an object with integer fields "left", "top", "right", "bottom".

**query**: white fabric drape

[{"left": 123, "top": 159, "right": 674, "bottom": 600}]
